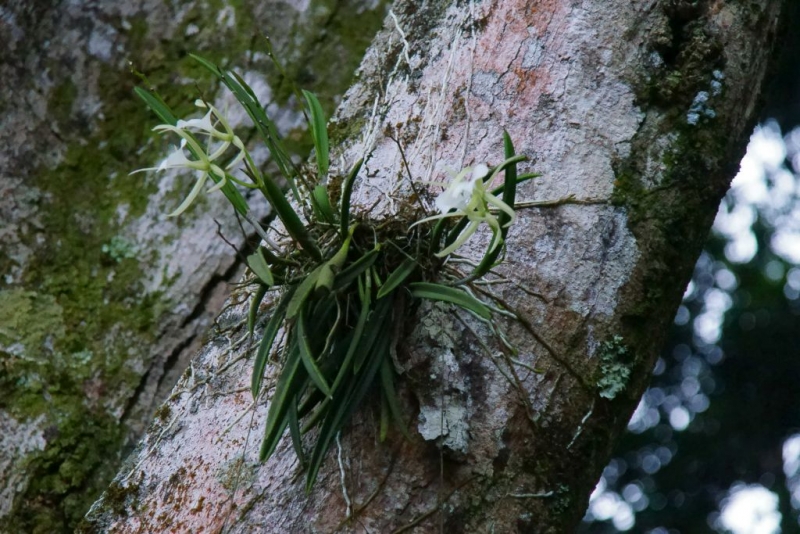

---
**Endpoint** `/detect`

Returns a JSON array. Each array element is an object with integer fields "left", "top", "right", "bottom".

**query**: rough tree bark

[
  {"left": 83, "top": 0, "right": 786, "bottom": 532},
  {"left": 0, "top": 1, "right": 384, "bottom": 531}
]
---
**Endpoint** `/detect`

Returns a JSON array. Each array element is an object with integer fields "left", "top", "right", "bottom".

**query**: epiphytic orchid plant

[{"left": 134, "top": 53, "right": 538, "bottom": 491}]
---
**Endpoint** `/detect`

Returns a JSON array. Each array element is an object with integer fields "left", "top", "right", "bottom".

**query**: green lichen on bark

[{"left": 596, "top": 335, "right": 632, "bottom": 400}]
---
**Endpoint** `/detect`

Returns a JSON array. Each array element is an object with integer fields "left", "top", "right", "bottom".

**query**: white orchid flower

[
  {"left": 132, "top": 100, "right": 248, "bottom": 217},
  {"left": 413, "top": 162, "right": 516, "bottom": 257},
  {"left": 434, "top": 163, "right": 489, "bottom": 213}
]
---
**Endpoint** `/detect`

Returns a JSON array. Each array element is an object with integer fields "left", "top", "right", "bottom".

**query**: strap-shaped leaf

[
  {"left": 305, "top": 314, "right": 392, "bottom": 491},
  {"left": 332, "top": 246, "right": 380, "bottom": 292},
  {"left": 259, "top": 339, "right": 309, "bottom": 461},
  {"left": 409, "top": 282, "right": 492, "bottom": 320},
  {"left": 380, "top": 358, "right": 410, "bottom": 439},
  {"left": 331, "top": 274, "right": 371, "bottom": 392},
  {"left": 302, "top": 90, "right": 329, "bottom": 178},
  {"left": 339, "top": 159, "right": 363, "bottom": 239},
  {"left": 259, "top": 417, "right": 288, "bottom": 461},
  {"left": 248, "top": 283, "right": 269, "bottom": 336},
  {"left": 379, "top": 393, "right": 390, "bottom": 442},
  {"left": 247, "top": 248, "right": 275, "bottom": 286},
  {"left": 499, "top": 131, "right": 519, "bottom": 226},
  {"left": 297, "top": 304, "right": 333, "bottom": 397},
  {"left": 134, "top": 87, "right": 177, "bottom": 125},
  {"left": 231, "top": 70, "right": 260, "bottom": 102},
  {"left": 353, "top": 295, "right": 393, "bottom": 372},
  {"left": 252, "top": 286, "right": 296, "bottom": 398},
  {"left": 288, "top": 399, "right": 306, "bottom": 466},
  {"left": 243, "top": 162, "right": 321, "bottom": 260},
  {"left": 312, "top": 185, "right": 335, "bottom": 224},
  {"left": 315, "top": 231, "right": 353, "bottom": 293},
  {"left": 286, "top": 266, "right": 323, "bottom": 320},
  {"left": 429, "top": 217, "right": 449, "bottom": 256},
  {"left": 377, "top": 258, "right": 417, "bottom": 300}
]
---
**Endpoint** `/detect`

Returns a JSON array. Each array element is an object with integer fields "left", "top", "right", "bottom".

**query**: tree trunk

[
  {"left": 82, "top": 0, "right": 787, "bottom": 532},
  {"left": 0, "top": 1, "right": 385, "bottom": 531}
]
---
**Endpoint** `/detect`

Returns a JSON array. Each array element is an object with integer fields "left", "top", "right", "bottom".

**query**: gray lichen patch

[
  {"left": 406, "top": 302, "right": 474, "bottom": 456},
  {"left": 418, "top": 400, "right": 471, "bottom": 454},
  {"left": 0, "top": 413, "right": 46, "bottom": 517}
]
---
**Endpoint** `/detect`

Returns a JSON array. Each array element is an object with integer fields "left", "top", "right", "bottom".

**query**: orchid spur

[
  {"left": 414, "top": 160, "right": 518, "bottom": 257},
  {"left": 133, "top": 100, "right": 249, "bottom": 216}
]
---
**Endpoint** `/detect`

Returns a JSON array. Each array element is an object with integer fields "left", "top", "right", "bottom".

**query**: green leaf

[
  {"left": 260, "top": 418, "right": 288, "bottom": 460},
  {"left": 429, "top": 217, "right": 449, "bottom": 256},
  {"left": 315, "top": 231, "right": 353, "bottom": 294},
  {"left": 377, "top": 258, "right": 417, "bottom": 300},
  {"left": 288, "top": 399, "right": 306, "bottom": 465},
  {"left": 305, "top": 317, "right": 391, "bottom": 491},
  {"left": 248, "top": 163, "right": 322, "bottom": 260},
  {"left": 188, "top": 53, "right": 222, "bottom": 75},
  {"left": 297, "top": 304, "right": 333, "bottom": 398},
  {"left": 248, "top": 283, "right": 269, "bottom": 336},
  {"left": 331, "top": 274, "right": 371, "bottom": 393},
  {"left": 231, "top": 70, "right": 260, "bottom": 102},
  {"left": 500, "top": 131, "right": 518, "bottom": 225},
  {"left": 252, "top": 286, "right": 295, "bottom": 399},
  {"left": 259, "top": 339, "right": 309, "bottom": 461},
  {"left": 312, "top": 185, "right": 335, "bottom": 224},
  {"left": 380, "top": 358, "right": 410, "bottom": 439},
  {"left": 379, "top": 393, "right": 389, "bottom": 442},
  {"left": 339, "top": 159, "right": 363, "bottom": 239},
  {"left": 409, "top": 282, "right": 492, "bottom": 320},
  {"left": 353, "top": 295, "right": 393, "bottom": 372},
  {"left": 302, "top": 90, "right": 329, "bottom": 178},
  {"left": 247, "top": 248, "right": 275, "bottom": 286},
  {"left": 332, "top": 246, "right": 380, "bottom": 292},
  {"left": 134, "top": 87, "right": 177, "bottom": 125},
  {"left": 286, "top": 266, "right": 323, "bottom": 320}
]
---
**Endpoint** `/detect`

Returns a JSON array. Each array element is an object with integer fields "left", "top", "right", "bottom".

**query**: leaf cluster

[{"left": 135, "top": 54, "right": 531, "bottom": 491}]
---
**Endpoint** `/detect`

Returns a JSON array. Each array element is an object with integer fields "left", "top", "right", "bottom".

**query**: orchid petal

[
  {"left": 129, "top": 166, "right": 159, "bottom": 175},
  {"left": 435, "top": 219, "right": 480, "bottom": 258},
  {"left": 409, "top": 210, "right": 467, "bottom": 228},
  {"left": 206, "top": 173, "right": 228, "bottom": 193},
  {"left": 471, "top": 163, "right": 489, "bottom": 181},
  {"left": 158, "top": 148, "right": 194, "bottom": 171},
  {"left": 153, "top": 125, "right": 207, "bottom": 156},
  {"left": 485, "top": 193, "right": 516, "bottom": 225},
  {"left": 225, "top": 145, "right": 247, "bottom": 170},
  {"left": 435, "top": 175, "right": 477, "bottom": 213},
  {"left": 207, "top": 140, "right": 231, "bottom": 162},
  {"left": 177, "top": 110, "right": 215, "bottom": 134},
  {"left": 168, "top": 173, "right": 209, "bottom": 217}
]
